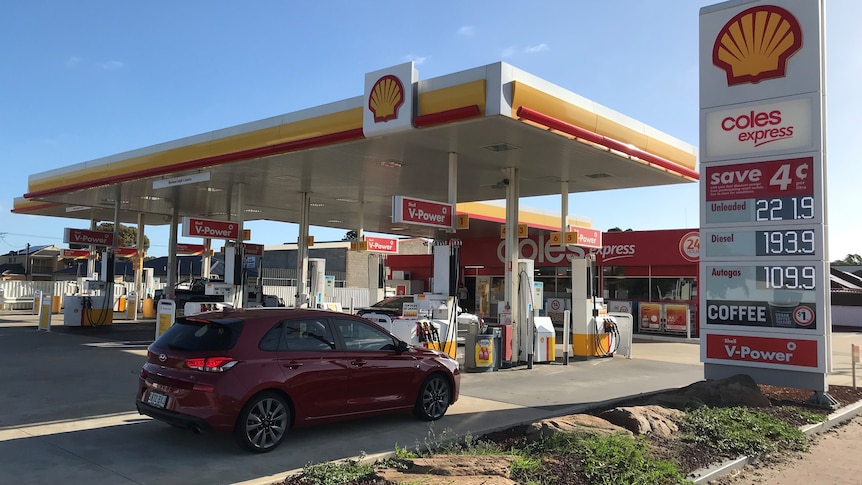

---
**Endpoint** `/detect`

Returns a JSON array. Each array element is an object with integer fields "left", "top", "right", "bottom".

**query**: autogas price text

[
  {"left": 756, "top": 229, "right": 816, "bottom": 256},
  {"left": 756, "top": 265, "right": 816, "bottom": 290},
  {"left": 755, "top": 196, "right": 815, "bottom": 221}
]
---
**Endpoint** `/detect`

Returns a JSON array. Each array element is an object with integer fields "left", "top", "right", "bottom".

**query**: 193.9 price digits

[{"left": 757, "top": 229, "right": 816, "bottom": 256}]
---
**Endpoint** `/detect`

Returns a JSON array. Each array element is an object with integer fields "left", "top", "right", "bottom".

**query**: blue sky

[{"left": 1, "top": 1, "right": 859, "bottom": 259}]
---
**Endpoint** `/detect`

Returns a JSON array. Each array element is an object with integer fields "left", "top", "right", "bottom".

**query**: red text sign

[
  {"left": 706, "top": 157, "right": 813, "bottom": 201},
  {"left": 114, "top": 247, "right": 138, "bottom": 257},
  {"left": 392, "top": 196, "right": 453, "bottom": 228},
  {"left": 62, "top": 249, "right": 90, "bottom": 259},
  {"left": 570, "top": 225, "right": 602, "bottom": 248},
  {"left": 705, "top": 333, "right": 818, "bottom": 368},
  {"left": 243, "top": 243, "right": 264, "bottom": 257},
  {"left": 181, "top": 217, "right": 240, "bottom": 239},
  {"left": 64, "top": 228, "right": 115, "bottom": 247},
  {"left": 176, "top": 244, "right": 206, "bottom": 255},
  {"left": 365, "top": 236, "right": 399, "bottom": 254}
]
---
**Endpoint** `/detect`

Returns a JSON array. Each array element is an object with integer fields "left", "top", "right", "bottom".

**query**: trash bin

[
  {"left": 142, "top": 298, "right": 156, "bottom": 318},
  {"left": 465, "top": 327, "right": 495, "bottom": 373},
  {"left": 51, "top": 294, "right": 62, "bottom": 314}
]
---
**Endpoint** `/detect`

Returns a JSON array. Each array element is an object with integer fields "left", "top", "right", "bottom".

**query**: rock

[
  {"left": 524, "top": 413, "right": 633, "bottom": 442},
  {"left": 597, "top": 405, "right": 685, "bottom": 437},
  {"left": 672, "top": 374, "right": 772, "bottom": 408},
  {"left": 646, "top": 393, "right": 707, "bottom": 410},
  {"left": 408, "top": 455, "right": 516, "bottom": 477}
]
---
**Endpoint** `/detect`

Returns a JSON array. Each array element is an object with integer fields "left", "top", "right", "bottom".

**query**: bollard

[
  {"left": 38, "top": 295, "right": 52, "bottom": 332},
  {"left": 853, "top": 344, "right": 859, "bottom": 389},
  {"left": 33, "top": 290, "right": 42, "bottom": 315},
  {"left": 126, "top": 291, "right": 138, "bottom": 321}
]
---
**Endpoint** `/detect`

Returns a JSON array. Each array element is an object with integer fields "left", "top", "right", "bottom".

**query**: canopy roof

[{"left": 14, "top": 62, "right": 697, "bottom": 239}]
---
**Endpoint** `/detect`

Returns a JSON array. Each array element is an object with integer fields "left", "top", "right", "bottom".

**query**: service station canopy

[{"left": 13, "top": 62, "right": 698, "bottom": 240}]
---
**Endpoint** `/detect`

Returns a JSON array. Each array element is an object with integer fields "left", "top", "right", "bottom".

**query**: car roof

[{"left": 194, "top": 307, "right": 363, "bottom": 321}]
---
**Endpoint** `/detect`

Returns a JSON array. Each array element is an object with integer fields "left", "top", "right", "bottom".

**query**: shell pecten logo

[
  {"left": 368, "top": 74, "right": 404, "bottom": 122},
  {"left": 713, "top": 5, "right": 802, "bottom": 86}
]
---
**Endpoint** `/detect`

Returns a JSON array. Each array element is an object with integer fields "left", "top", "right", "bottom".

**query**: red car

[{"left": 136, "top": 308, "right": 460, "bottom": 453}]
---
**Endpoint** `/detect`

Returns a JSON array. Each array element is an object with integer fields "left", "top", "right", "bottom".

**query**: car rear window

[{"left": 154, "top": 317, "right": 244, "bottom": 351}]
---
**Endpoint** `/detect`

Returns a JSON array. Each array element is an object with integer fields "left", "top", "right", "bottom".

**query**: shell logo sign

[
  {"left": 368, "top": 75, "right": 404, "bottom": 123},
  {"left": 712, "top": 5, "right": 802, "bottom": 86},
  {"left": 363, "top": 62, "right": 416, "bottom": 137}
]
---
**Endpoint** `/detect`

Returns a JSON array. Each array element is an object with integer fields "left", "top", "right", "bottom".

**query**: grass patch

[
  {"left": 680, "top": 406, "right": 809, "bottom": 457},
  {"left": 510, "top": 432, "right": 691, "bottom": 485},
  {"left": 283, "top": 453, "right": 376, "bottom": 485}
]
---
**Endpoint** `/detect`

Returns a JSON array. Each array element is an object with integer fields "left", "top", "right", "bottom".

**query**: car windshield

[
  {"left": 155, "top": 317, "right": 244, "bottom": 352},
  {"left": 370, "top": 297, "right": 413, "bottom": 310}
]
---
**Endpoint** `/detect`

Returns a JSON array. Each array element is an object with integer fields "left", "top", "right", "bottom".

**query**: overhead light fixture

[
  {"left": 336, "top": 198, "right": 358, "bottom": 203},
  {"left": 140, "top": 196, "right": 162, "bottom": 201},
  {"left": 585, "top": 172, "right": 612, "bottom": 179},
  {"left": 310, "top": 202, "right": 326, "bottom": 207},
  {"left": 244, "top": 208, "right": 262, "bottom": 213},
  {"left": 210, "top": 212, "right": 228, "bottom": 216},
  {"left": 198, "top": 187, "right": 223, "bottom": 192},
  {"left": 482, "top": 143, "right": 519, "bottom": 152},
  {"left": 378, "top": 160, "right": 403, "bottom": 168},
  {"left": 328, "top": 219, "right": 343, "bottom": 224},
  {"left": 390, "top": 226, "right": 406, "bottom": 231}
]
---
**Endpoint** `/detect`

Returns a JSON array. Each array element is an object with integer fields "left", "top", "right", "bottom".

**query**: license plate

[{"left": 146, "top": 391, "right": 168, "bottom": 408}]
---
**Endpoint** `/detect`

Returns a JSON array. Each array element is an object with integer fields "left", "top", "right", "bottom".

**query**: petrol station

[{"left": 13, "top": 60, "right": 698, "bottom": 368}]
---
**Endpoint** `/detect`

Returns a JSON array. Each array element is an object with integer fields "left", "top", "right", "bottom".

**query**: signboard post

[{"left": 699, "top": 0, "right": 832, "bottom": 405}]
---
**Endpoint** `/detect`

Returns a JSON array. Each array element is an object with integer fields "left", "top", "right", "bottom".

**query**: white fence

[
  {"left": 0, "top": 280, "right": 372, "bottom": 313},
  {"left": 262, "top": 286, "right": 371, "bottom": 313}
]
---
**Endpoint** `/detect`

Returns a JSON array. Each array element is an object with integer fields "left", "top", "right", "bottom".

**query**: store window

[
  {"left": 603, "top": 277, "right": 650, "bottom": 300},
  {"left": 652, "top": 277, "right": 697, "bottom": 301}
]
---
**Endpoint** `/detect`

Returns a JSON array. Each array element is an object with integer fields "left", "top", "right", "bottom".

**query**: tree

[
  {"left": 96, "top": 223, "right": 151, "bottom": 256},
  {"left": 831, "top": 254, "right": 862, "bottom": 266},
  {"left": 607, "top": 227, "right": 634, "bottom": 232},
  {"left": 342, "top": 230, "right": 358, "bottom": 241}
]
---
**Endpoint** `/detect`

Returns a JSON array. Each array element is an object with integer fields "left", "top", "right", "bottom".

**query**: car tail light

[
  {"left": 140, "top": 368, "right": 149, "bottom": 379},
  {"left": 192, "top": 383, "right": 215, "bottom": 392},
  {"left": 185, "top": 357, "right": 238, "bottom": 372}
]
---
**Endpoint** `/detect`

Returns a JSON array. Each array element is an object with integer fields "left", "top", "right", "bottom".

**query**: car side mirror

[{"left": 396, "top": 340, "right": 410, "bottom": 354}]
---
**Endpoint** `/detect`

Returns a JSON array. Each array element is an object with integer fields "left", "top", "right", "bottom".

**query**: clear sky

[{"left": 1, "top": 1, "right": 859, "bottom": 259}]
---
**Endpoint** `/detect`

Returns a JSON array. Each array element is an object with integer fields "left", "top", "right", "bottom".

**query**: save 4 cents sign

[{"left": 392, "top": 196, "right": 453, "bottom": 229}]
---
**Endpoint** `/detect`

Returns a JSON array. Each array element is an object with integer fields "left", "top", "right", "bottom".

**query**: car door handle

[
  {"left": 283, "top": 361, "right": 303, "bottom": 370},
  {"left": 350, "top": 360, "right": 367, "bottom": 367}
]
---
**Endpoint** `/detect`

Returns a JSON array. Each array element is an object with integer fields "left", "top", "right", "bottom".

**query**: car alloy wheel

[
  {"left": 235, "top": 391, "right": 290, "bottom": 452},
  {"left": 414, "top": 374, "right": 451, "bottom": 421}
]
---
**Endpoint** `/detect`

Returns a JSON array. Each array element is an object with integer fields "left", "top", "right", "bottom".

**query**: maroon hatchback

[{"left": 136, "top": 308, "right": 460, "bottom": 453}]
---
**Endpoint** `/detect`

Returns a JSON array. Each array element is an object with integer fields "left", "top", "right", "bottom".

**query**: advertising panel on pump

[{"left": 699, "top": 0, "right": 828, "bottom": 390}]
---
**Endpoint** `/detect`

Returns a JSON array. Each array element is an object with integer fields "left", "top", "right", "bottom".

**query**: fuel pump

[
  {"left": 309, "top": 258, "right": 326, "bottom": 308},
  {"left": 224, "top": 244, "right": 243, "bottom": 308},
  {"left": 570, "top": 255, "right": 618, "bottom": 359},
  {"left": 516, "top": 259, "right": 536, "bottom": 368}
]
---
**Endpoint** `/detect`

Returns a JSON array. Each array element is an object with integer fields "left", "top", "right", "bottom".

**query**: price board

[{"left": 703, "top": 156, "right": 821, "bottom": 225}]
